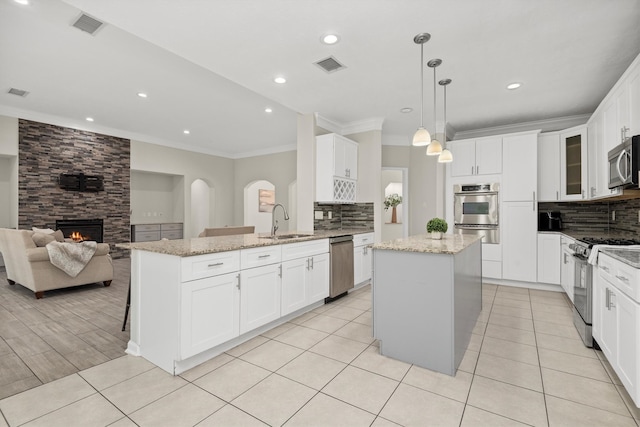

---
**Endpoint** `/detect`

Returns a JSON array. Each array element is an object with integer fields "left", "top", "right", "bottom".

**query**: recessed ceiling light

[
  {"left": 265, "top": 107, "right": 273, "bottom": 113},
  {"left": 137, "top": 92, "right": 148, "bottom": 98},
  {"left": 506, "top": 82, "right": 522, "bottom": 90},
  {"left": 321, "top": 34, "right": 340, "bottom": 45},
  {"left": 85, "top": 117, "right": 94, "bottom": 122},
  {"left": 183, "top": 130, "right": 190, "bottom": 135},
  {"left": 14, "top": 0, "right": 29, "bottom": 5},
  {"left": 400, "top": 107, "right": 413, "bottom": 113},
  {"left": 274, "top": 77, "right": 287, "bottom": 84}
]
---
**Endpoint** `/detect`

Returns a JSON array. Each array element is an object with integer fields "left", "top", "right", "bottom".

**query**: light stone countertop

[
  {"left": 116, "top": 229, "right": 373, "bottom": 257},
  {"left": 372, "top": 233, "right": 482, "bottom": 255},
  {"left": 600, "top": 247, "right": 640, "bottom": 269}
]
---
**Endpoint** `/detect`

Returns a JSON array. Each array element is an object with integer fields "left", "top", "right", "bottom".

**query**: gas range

[{"left": 570, "top": 237, "right": 640, "bottom": 258}]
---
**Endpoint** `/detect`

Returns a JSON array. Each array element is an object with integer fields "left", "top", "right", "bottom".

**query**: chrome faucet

[{"left": 271, "top": 203, "right": 290, "bottom": 236}]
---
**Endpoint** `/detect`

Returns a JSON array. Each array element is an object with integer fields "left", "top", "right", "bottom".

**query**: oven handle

[
  {"left": 454, "top": 224, "right": 499, "bottom": 229},
  {"left": 617, "top": 150, "right": 630, "bottom": 181}
]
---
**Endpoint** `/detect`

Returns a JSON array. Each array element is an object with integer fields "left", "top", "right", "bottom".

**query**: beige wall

[
  {"left": 233, "top": 150, "right": 297, "bottom": 231},
  {"left": 131, "top": 140, "right": 235, "bottom": 237}
]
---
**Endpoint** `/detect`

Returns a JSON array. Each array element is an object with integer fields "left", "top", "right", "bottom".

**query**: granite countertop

[
  {"left": 600, "top": 247, "right": 640, "bottom": 269},
  {"left": 372, "top": 234, "right": 482, "bottom": 255},
  {"left": 116, "top": 229, "right": 373, "bottom": 257}
]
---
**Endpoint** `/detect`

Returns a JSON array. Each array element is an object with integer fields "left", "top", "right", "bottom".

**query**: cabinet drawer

[
  {"left": 353, "top": 233, "right": 374, "bottom": 247},
  {"left": 134, "top": 231, "right": 161, "bottom": 242},
  {"left": 600, "top": 253, "right": 640, "bottom": 302},
  {"left": 240, "top": 245, "right": 282, "bottom": 269},
  {"left": 161, "top": 223, "right": 183, "bottom": 231},
  {"left": 181, "top": 251, "right": 240, "bottom": 282},
  {"left": 133, "top": 224, "right": 161, "bottom": 232},
  {"left": 161, "top": 230, "right": 183, "bottom": 240},
  {"left": 282, "top": 239, "right": 329, "bottom": 261}
]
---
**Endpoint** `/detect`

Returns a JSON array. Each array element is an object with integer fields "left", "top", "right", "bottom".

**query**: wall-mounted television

[{"left": 58, "top": 173, "right": 104, "bottom": 192}]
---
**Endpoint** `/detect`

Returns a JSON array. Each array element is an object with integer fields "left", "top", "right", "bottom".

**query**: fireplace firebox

[{"left": 55, "top": 219, "right": 104, "bottom": 243}]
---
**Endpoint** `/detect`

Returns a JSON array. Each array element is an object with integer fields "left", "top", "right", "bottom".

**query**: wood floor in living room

[{"left": 0, "top": 258, "right": 131, "bottom": 399}]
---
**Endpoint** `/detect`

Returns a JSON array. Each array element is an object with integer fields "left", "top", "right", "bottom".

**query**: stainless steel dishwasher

[{"left": 326, "top": 235, "right": 354, "bottom": 302}]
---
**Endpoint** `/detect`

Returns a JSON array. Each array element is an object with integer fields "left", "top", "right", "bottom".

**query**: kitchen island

[
  {"left": 117, "top": 229, "right": 371, "bottom": 375},
  {"left": 372, "top": 234, "right": 482, "bottom": 376}
]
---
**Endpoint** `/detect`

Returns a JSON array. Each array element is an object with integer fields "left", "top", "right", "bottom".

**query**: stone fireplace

[{"left": 18, "top": 119, "right": 130, "bottom": 258}]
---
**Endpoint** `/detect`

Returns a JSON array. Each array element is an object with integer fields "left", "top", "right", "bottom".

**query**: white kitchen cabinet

[
  {"left": 537, "top": 133, "right": 561, "bottom": 201},
  {"left": 180, "top": 272, "right": 239, "bottom": 359},
  {"left": 595, "top": 253, "right": 640, "bottom": 407},
  {"left": 630, "top": 67, "right": 640, "bottom": 136},
  {"left": 502, "top": 133, "right": 538, "bottom": 202},
  {"left": 281, "top": 239, "right": 330, "bottom": 316},
  {"left": 560, "top": 236, "right": 575, "bottom": 302},
  {"left": 316, "top": 133, "right": 358, "bottom": 203},
  {"left": 239, "top": 263, "right": 281, "bottom": 334},
  {"left": 450, "top": 137, "right": 502, "bottom": 177},
  {"left": 587, "top": 114, "right": 603, "bottom": 199},
  {"left": 537, "top": 233, "right": 560, "bottom": 285},
  {"left": 560, "top": 125, "right": 588, "bottom": 201},
  {"left": 502, "top": 201, "right": 537, "bottom": 282},
  {"left": 353, "top": 232, "right": 374, "bottom": 286}
]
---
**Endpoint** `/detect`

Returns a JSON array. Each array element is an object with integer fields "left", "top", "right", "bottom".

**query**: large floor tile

[
  {"left": 333, "top": 321, "right": 374, "bottom": 344},
  {"left": 22, "top": 393, "right": 122, "bottom": 427},
  {"left": 0, "top": 374, "right": 95, "bottom": 426},
  {"left": 272, "top": 325, "right": 329, "bottom": 350},
  {"left": 484, "top": 323, "right": 536, "bottom": 346},
  {"left": 352, "top": 310, "right": 373, "bottom": 326},
  {"left": 62, "top": 346, "right": 111, "bottom": 371},
  {"left": 79, "top": 355, "right": 156, "bottom": 391},
  {"left": 339, "top": 297, "right": 371, "bottom": 311},
  {"left": 101, "top": 367, "right": 188, "bottom": 414},
  {"left": 351, "top": 345, "right": 411, "bottom": 381},
  {"left": 309, "top": 334, "right": 368, "bottom": 364},
  {"left": 546, "top": 395, "right": 636, "bottom": 427},
  {"left": 5, "top": 332, "right": 53, "bottom": 358},
  {"left": 538, "top": 347, "right": 611, "bottom": 382},
  {"left": 322, "top": 305, "right": 366, "bottom": 321},
  {"left": 323, "top": 366, "right": 399, "bottom": 414},
  {"left": 194, "top": 358, "right": 270, "bottom": 401},
  {"left": 461, "top": 405, "right": 531, "bottom": 426},
  {"left": 533, "top": 319, "right": 582, "bottom": 340},
  {"left": 179, "top": 352, "right": 234, "bottom": 382},
  {"left": 129, "top": 383, "right": 224, "bottom": 427},
  {"left": 259, "top": 321, "right": 295, "bottom": 339},
  {"left": 233, "top": 374, "right": 316, "bottom": 426},
  {"left": 535, "top": 332, "right": 598, "bottom": 359},
  {"left": 21, "top": 350, "right": 78, "bottom": 383},
  {"left": 488, "top": 313, "right": 534, "bottom": 331},
  {"left": 480, "top": 336, "right": 539, "bottom": 366},
  {"left": 493, "top": 297, "right": 531, "bottom": 310},
  {"left": 458, "top": 349, "right": 479, "bottom": 374},
  {"left": 283, "top": 393, "right": 375, "bottom": 427},
  {"left": 198, "top": 404, "right": 268, "bottom": 426},
  {"left": 0, "top": 376, "right": 42, "bottom": 401},
  {"left": 277, "top": 351, "right": 347, "bottom": 390},
  {"left": 475, "top": 353, "right": 543, "bottom": 392},
  {"left": 380, "top": 383, "right": 465, "bottom": 427},
  {"left": 490, "top": 304, "right": 534, "bottom": 320},
  {"left": 541, "top": 367, "right": 630, "bottom": 416},
  {"left": 239, "top": 339, "right": 304, "bottom": 371},
  {"left": 402, "top": 364, "right": 473, "bottom": 403},
  {"left": 467, "top": 375, "right": 547, "bottom": 426},
  {"left": 301, "top": 314, "right": 349, "bottom": 333},
  {"left": 224, "top": 335, "right": 269, "bottom": 357}
]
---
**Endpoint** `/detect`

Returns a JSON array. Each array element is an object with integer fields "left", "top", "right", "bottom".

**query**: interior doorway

[{"left": 381, "top": 167, "right": 409, "bottom": 241}]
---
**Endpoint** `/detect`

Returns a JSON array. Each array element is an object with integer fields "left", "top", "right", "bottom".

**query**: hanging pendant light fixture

[
  {"left": 438, "top": 78, "right": 453, "bottom": 163},
  {"left": 426, "top": 59, "right": 443, "bottom": 156},
  {"left": 412, "top": 33, "right": 431, "bottom": 146}
]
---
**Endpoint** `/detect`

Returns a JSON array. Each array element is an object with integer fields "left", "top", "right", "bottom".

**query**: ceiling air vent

[
  {"left": 8, "top": 88, "right": 29, "bottom": 97},
  {"left": 72, "top": 13, "right": 104, "bottom": 35},
  {"left": 314, "top": 56, "right": 346, "bottom": 73}
]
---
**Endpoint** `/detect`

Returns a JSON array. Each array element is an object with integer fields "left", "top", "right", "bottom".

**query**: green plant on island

[
  {"left": 384, "top": 193, "right": 402, "bottom": 211},
  {"left": 426, "top": 217, "right": 448, "bottom": 233}
]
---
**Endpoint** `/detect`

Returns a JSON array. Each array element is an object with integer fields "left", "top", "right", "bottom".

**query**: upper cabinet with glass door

[{"left": 560, "top": 125, "right": 588, "bottom": 201}]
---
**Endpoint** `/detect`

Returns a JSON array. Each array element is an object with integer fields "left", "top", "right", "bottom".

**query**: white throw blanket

[{"left": 45, "top": 241, "right": 97, "bottom": 277}]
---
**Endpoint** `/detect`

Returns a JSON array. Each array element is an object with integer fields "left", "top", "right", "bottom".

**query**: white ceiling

[{"left": 1, "top": 0, "right": 639, "bottom": 158}]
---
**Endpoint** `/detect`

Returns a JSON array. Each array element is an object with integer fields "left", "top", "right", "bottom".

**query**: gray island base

[{"left": 372, "top": 234, "right": 482, "bottom": 376}]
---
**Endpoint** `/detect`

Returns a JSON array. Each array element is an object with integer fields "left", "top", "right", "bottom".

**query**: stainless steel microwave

[{"left": 608, "top": 135, "right": 640, "bottom": 189}]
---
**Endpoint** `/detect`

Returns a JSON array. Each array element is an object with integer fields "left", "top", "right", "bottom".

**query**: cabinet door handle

[
  {"left": 306, "top": 258, "right": 310, "bottom": 270},
  {"left": 610, "top": 291, "right": 616, "bottom": 308},
  {"left": 556, "top": 191, "right": 559, "bottom": 200},
  {"left": 582, "top": 190, "right": 585, "bottom": 199},
  {"left": 606, "top": 288, "right": 610, "bottom": 309},
  {"left": 471, "top": 166, "right": 474, "bottom": 175},
  {"left": 258, "top": 254, "right": 271, "bottom": 259},
  {"left": 476, "top": 165, "right": 479, "bottom": 174},
  {"left": 236, "top": 273, "right": 241, "bottom": 290},
  {"left": 310, "top": 257, "right": 314, "bottom": 269},
  {"left": 208, "top": 262, "right": 224, "bottom": 268},
  {"left": 278, "top": 264, "right": 282, "bottom": 278},
  {"left": 616, "top": 275, "right": 630, "bottom": 283}
]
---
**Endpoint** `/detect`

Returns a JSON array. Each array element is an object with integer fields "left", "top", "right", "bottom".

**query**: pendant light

[
  {"left": 438, "top": 78, "right": 453, "bottom": 163},
  {"left": 426, "top": 59, "right": 442, "bottom": 156},
  {"left": 412, "top": 33, "right": 431, "bottom": 146}
]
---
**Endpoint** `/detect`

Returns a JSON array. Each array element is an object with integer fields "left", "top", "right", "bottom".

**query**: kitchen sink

[{"left": 260, "top": 233, "right": 312, "bottom": 240}]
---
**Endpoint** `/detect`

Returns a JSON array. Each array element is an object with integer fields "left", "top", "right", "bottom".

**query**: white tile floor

[{"left": 1, "top": 283, "right": 639, "bottom": 426}]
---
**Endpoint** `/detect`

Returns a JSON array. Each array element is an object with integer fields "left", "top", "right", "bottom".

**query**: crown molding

[
  {"left": 315, "top": 113, "right": 384, "bottom": 136},
  {"left": 453, "top": 114, "right": 590, "bottom": 140}
]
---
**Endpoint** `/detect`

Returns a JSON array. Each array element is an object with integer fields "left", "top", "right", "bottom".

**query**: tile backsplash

[
  {"left": 314, "top": 202, "right": 374, "bottom": 231},
  {"left": 539, "top": 197, "right": 640, "bottom": 237}
]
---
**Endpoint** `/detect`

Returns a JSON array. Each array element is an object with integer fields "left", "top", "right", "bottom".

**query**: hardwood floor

[{"left": 0, "top": 257, "right": 130, "bottom": 399}]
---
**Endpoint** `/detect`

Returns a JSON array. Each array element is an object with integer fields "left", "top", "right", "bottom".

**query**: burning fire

[{"left": 70, "top": 231, "right": 87, "bottom": 242}]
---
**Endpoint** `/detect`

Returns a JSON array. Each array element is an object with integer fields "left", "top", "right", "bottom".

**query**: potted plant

[
  {"left": 426, "top": 218, "right": 448, "bottom": 240},
  {"left": 384, "top": 193, "right": 402, "bottom": 223}
]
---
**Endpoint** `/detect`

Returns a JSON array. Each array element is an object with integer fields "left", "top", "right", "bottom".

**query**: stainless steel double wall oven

[{"left": 453, "top": 183, "right": 499, "bottom": 244}]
